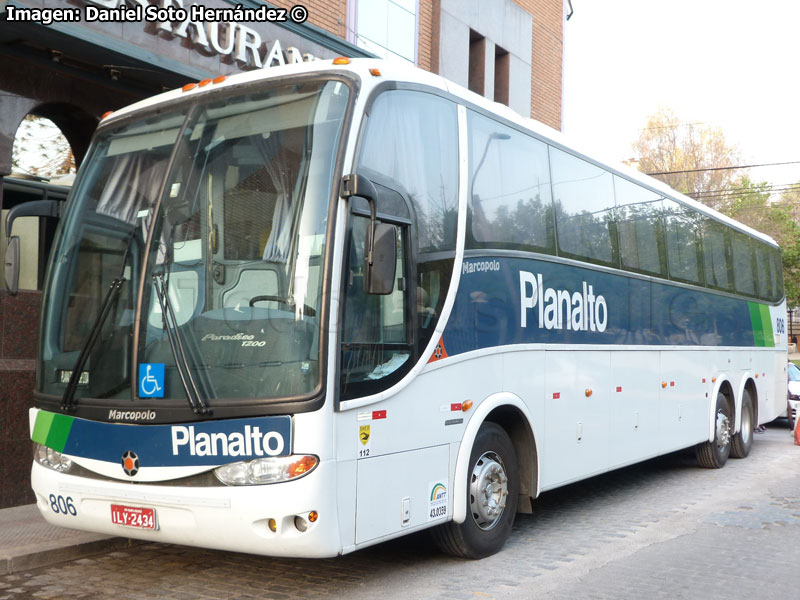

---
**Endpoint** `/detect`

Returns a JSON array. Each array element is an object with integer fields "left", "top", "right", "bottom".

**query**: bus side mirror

[
  {"left": 340, "top": 173, "right": 397, "bottom": 294},
  {"left": 4, "top": 236, "right": 20, "bottom": 295},
  {"left": 3, "top": 199, "right": 61, "bottom": 295},
  {"left": 364, "top": 223, "right": 397, "bottom": 295}
]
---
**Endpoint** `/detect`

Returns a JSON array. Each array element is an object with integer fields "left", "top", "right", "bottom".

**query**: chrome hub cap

[
  {"left": 469, "top": 451, "right": 509, "bottom": 531},
  {"left": 716, "top": 409, "right": 731, "bottom": 451}
]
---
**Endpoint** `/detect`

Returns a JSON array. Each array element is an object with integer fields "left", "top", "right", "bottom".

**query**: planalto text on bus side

[{"left": 519, "top": 271, "right": 608, "bottom": 332}]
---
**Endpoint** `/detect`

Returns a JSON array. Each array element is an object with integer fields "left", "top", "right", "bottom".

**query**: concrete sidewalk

[{"left": 0, "top": 504, "right": 137, "bottom": 575}]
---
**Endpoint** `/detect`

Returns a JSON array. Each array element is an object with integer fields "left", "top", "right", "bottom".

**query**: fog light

[
  {"left": 294, "top": 516, "right": 308, "bottom": 532},
  {"left": 267, "top": 518, "right": 277, "bottom": 533}
]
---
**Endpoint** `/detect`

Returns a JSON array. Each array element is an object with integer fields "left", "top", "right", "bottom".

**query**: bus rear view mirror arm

[{"left": 340, "top": 173, "right": 397, "bottom": 295}]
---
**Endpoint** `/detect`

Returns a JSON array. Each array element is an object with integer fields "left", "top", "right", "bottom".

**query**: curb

[{"left": 1, "top": 536, "right": 141, "bottom": 576}]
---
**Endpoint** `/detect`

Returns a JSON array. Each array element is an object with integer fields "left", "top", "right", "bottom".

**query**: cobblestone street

[{"left": 2, "top": 426, "right": 799, "bottom": 600}]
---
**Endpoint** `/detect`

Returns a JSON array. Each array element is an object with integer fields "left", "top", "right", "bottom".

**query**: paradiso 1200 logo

[{"left": 519, "top": 271, "right": 608, "bottom": 332}]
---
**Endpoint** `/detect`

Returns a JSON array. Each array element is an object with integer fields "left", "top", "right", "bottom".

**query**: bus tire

[
  {"left": 730, "top": 389, "right": 754, "bottom": 458},
  {"left": 696, "top": 391, "right": 732, "bottom": 468},
  {"left": 431, "top": 422, "right": 519, "bottom": 559}
]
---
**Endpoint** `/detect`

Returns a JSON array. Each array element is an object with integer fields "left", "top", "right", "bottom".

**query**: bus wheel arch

[{"left": 450, "top": 393, "right": 538, "bottom": 524}]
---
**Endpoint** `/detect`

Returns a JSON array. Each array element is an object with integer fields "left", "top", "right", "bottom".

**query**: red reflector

[
  {"left": 670, "top": 381, "right": 675, "bottom": 387},
  {"left": 702, "top": 378, "right": 706, "bottom": 383},
  {"left": 553, "top": 392, "right": 560, "bottom": 399},
  {"left": 616, "top": 386, "right": 622, "bottom": 393},
  {"left": 451, "top": 403, "right": 462, "bottom": 412},
  {"left": 372, "top": 410, "right": 387, "bottom": 420}
]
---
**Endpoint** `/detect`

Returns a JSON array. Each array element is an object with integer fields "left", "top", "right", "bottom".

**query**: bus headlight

[
  {"left": 34, "top": 444, "right": 73, "bottom": 473},
  {"left": 214, "top": 455, "right": 318, "bottom": 486}
]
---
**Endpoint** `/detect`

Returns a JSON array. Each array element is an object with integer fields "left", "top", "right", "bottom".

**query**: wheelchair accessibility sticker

[{"left": 139, "top": 363, "right": 165, "bottom": 398}]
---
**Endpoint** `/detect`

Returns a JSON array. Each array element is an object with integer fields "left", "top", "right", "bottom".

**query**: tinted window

[
  {"left": 467, "top": 111, "right": 554, "bottom": 252},
  {"left": 359, "top": 90, "right": 458, "bottom": 253},
  {"left": 769, "top": 247, "right": 784, "bottom": 302},
  {"left": 702, "top": 218, "right": 732, "bottom": 290},
  {"left": 663, "top": 200, "right": 703, "bottom": 284},
  {"left": 614, "top": 177, "right": 666, "bottom": 276},
  {"left": 731, "top": 231, "right": 756, "bottom": 296},
  {"left": 753, "top": 243, "right": 772, "bottom": 300},
  {"left": 550, "top": 147, "right": 617, "bottom": 265}
]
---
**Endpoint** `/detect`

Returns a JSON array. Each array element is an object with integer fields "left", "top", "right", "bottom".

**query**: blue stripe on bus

[
  {"left": 62, "top": 415, "right": 291, "bottom": 467},
  {"left": 441, "top": 257, "right": 759, "bottom": 356}
]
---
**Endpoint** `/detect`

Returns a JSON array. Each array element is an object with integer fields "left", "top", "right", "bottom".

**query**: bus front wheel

[
  {"left": 730, "top": 389, "right": 754, "bottom": 458},
  {"left": 431, "top": 422, "right": 519, "bottom": 559},
  {"left": 696, "top": 392, "right": 732, "bottom": 468}
]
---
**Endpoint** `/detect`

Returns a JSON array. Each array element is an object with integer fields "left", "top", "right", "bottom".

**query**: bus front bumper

[{"left": 30, "top": 459, "right": 342, "bottom": 558}]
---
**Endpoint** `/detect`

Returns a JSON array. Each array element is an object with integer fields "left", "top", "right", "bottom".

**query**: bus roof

[{"left": 102, "top": 58, "right": 778, "bottom": 249}]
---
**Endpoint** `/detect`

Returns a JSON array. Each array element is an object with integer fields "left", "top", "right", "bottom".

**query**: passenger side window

[
  {"left": 358, "top": 90, "right": 459, "bottom": 253},
  {"left": 731, "top": 231, "right": 756, "bottom": 296},
  {"left": 550, "top": 147, "right": 617, "bottom": 266},
  {"left": 663, "top": 200, "right": 703, "bottom": 284},
  {"left": 702, "top": 218, "right": 733, "bottom": 291},
  {"left": 467, "top": 111, "right": 554, "bottom": 253},
  {"left": 614, "top": 176, "right": 666, "bottom": 276}
]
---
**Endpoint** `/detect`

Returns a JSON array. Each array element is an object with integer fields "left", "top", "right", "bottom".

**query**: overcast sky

[{"left": 562, "top": 0, "right": 800, "bottom": 190}]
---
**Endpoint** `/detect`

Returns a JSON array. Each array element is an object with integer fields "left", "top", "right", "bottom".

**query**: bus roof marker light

[
  {"left": 212, "top": 75, "right": 226, "bottom": 84},
  {"left": 198, "top": 78, "right": 212, "bottom": 87},
  {"left": 182, "top": 83, "right": 197, "bottom": 92},
  {"left": 332, "top": 57, "right": 350, "bottom": 65},
  {"left": 101, "top": 111, "right": 113, "bottom": 120}
]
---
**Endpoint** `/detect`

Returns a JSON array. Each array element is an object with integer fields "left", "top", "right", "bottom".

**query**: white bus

[{"left": 23, "top": 59, "right": 786, "bottom": 559}]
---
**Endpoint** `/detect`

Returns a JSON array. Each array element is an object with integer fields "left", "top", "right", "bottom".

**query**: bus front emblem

[{"left": 121, "top": 451, "right": 140, "bottom": 477}]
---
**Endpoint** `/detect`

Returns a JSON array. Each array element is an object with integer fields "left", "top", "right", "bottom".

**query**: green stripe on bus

[
  {"left": 30, "top": 410, "right": 55, "bottom": 445},
  {"left": 31, "top": 411, "right": 74, "bottom": 452},
  {"left": 759, "top": 304, "right": 775, "bottom": 347},
  {"left": 748, "top": 302, "right": 765, "bottom": 346}
]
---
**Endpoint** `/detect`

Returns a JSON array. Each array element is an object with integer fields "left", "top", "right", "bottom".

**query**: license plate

[{"left": 110, "top": 504, "right": 157, "bottom": 530}]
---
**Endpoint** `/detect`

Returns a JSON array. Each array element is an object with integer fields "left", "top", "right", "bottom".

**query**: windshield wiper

[
  {"left": 61, "top": 279, "right": 125, "bottom": 411},
  {"left": 61, "top": 227, "right": 139, "bottom": 412},
  {"left": 152, "top": 272, "right": 211, "bottom": 415}
]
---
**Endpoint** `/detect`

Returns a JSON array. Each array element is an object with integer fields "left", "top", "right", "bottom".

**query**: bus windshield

[{"left": 38, "top": 78, "right": 351, "bottom": 407}]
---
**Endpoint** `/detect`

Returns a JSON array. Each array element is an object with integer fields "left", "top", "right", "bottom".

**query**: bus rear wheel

[
  {"left": 730, "top": 389, "right": 754, "bottom": 458},
  {"left": 696, "top": 392, "right": 732, "bottom": 468},
  {"left": 431, "top": 422, "right": 519, "bottom": 559}
]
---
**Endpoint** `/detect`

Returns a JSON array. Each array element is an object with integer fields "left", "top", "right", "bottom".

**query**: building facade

[{"left": 0, "top": 0, "right": 565, "bottom": 508}]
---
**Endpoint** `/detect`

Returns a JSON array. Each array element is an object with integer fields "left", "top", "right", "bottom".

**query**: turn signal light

[
  {"left": 308, "top": 511, "right": 319, "bottom": 523},
  {"left": 661, "top": 381, "right": 668, "bottom": 388},
  {"left": 584, "top": 389, "right": 593, "bottom": 397},
  {"left": 462, "top": 400, "right": 473, "bottom": 412},
  {"left": 369, "top": 68, "right": 382, "bottom": 76}
]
